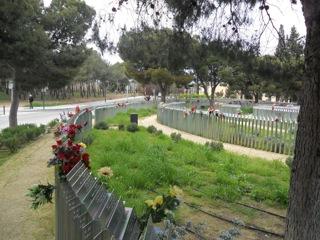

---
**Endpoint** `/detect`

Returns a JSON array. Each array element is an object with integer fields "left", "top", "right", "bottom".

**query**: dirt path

[
  {"left": 140, "top": 115, "right": 287, "bottom": 162},
  {"left": 0, "top": 134, "right": 54, "bottom": 240}
]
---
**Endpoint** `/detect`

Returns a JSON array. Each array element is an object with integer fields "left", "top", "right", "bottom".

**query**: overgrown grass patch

[
  {"left": 105, "top": 107, "right": 157, "bottom": 126},
  {"left": 0, "top": 124, "right": 46, "bottom": 152},
  {"left": 0, "top": 150, "right": 11, "bottom": 166},
  {"left": 87, "top": 127, "right": 290, "bottom": 217}
]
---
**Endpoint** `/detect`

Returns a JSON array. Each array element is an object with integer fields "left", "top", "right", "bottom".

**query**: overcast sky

[{"left": 44, "top": 0, "right": 306, "bottom": 64}]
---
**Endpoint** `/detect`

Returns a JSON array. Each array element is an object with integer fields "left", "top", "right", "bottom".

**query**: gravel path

[
  {"left": 140, "top": 115, "right": 288, "bottom": 162},
  {"left": 0, "top": 134, "right": 54, "bottom": 240}
]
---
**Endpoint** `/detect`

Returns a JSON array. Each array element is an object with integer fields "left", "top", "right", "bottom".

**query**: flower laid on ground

[
  {"left": 26, "top": 183, "right": 55, "bottom": 210},
  {"left": 98, "top": 166, "right": 114, "bottom": 178},
  {"left": 142, "top": 187, "right": 182, "bottom": 226}
]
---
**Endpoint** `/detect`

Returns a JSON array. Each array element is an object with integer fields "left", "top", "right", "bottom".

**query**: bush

[
  {"left": 156, "top": 130, "right": 163, "bottom": 136},
  {"left": 0, "top": 124, "right": 45, "bottom": 152},
  {"left": 94, "top": 121, "right": 109, "bottom": 130},
  {"left": 1, "top": 137, "right": 18, "bottom": 152},
  {"left": 170, "top": 132, "right": 182, "bottom": 143},
  {"left": 147, "top": 125, "right": 157, "bottom": 134},
  {"left": 205, "top": 141, "right": 224, "bottom": 151},
  {"left": 286, "top": 156, "right": 293, "bottom": 168},
  {"left": 240, "top": 106, "right": 253, "bottom": 114},
  {"left": 127, "top": 123, "right": 139, "bottom": 132},
  {"left": 118, "top": 124, "right": 125, "bottom": 131},
  {"left": 81, "top": 133, "right": 95, "bottom": 146},
  {"left": 47, "top": 119, "right": 59, "bottom": 128}
]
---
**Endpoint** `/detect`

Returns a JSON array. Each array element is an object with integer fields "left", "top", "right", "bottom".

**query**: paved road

[{"left": 0, "top": 96, "right": 144, "bottom": 130}]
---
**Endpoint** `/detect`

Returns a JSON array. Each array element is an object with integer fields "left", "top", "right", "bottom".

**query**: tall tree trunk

[
  {"left": 9, "top": 80, "right": 19, "bottom": 128},
  {"left": 285, "top": 1, "right": 320, "bottom": 239},
  {"left": 160, "top": 85, "right": 166, "bottom": 102},
  {"left": 254, "top": 93, "right": 259, "bottom": 103}
]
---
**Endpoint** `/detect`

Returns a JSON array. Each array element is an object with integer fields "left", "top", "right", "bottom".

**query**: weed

[
  {"left": 147, "top": 125, "right": 157, "bottom": 134},
  {"left": 94, "top": 121, "right": 109, "bottom": 130},
  {"left": 205, "top": 141, "right": 224, "bottom": 151},
  {"left": 127, "top": 123, "right": 139, "bottom": 132},
  {"left": 170, "top": 132, "right": 182, "bottom": 142}
]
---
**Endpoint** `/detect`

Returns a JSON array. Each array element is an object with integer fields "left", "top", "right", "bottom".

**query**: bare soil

[{"left": 0, "top": 133, "right": 54, "bottom": 240}]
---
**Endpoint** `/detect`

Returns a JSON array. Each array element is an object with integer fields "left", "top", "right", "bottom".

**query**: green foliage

[
  {"left": 48, "top": 118, "right": 60, "bottom": 128},
  {"left": 127, "top": 123, "right": 139, "bottom": 132},
  {"left": 141, "top": 192, "right": 180, "bottom": 226},
  {"left": 205, "top": 141, "right": 224, "bottom": 151},
  {"left": 170, "top": 132, "right": 182, "bottom": 142},
  {"left": 81, "top": 132, "right": 95, "bottom": 146},
  {"left": 0, "top": 124, "right": 46, "bottom": 152},
  {"left": 87, "top": 128, "right": 290, "bottom": 216},
  {"left": 286, "top": 156, "right": 293, "bottom": 169},
  {"left": 27, "top": 183, "right": 55, "bottom": 210},
  {"left": 119, "top": 28, "right": 192, "bottom": 100},
  {"left": 118, "top": 124, "right": 125, "bottom": 131},
  {"left": 106, "top": 107, "right": 157, "bottom": 126},
  {"left": 147, "top": 125, "right": 158, "bottom": 134},
  {"left": 240, "top": 106, "right": 253, "bottom": 114},
  {"left": 94, "top": 121, "right": 109, "bottom": 130}
]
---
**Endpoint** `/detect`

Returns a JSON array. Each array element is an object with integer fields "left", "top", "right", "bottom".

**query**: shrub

[
  {"left": 94, "top": 121, "right": 109, "bottom": 130},
  {"left": 240, "top": 106, "right": 253, "bottom": 114},
  {"left": 81, "top": 133, "right": 95, "bottom": 146},
  {"left": 118, "top": 124, "right": 125, "bottom": 131},
  {"left": 48, "top": 119, "right": 59, "bottom": 128},
  {"left": 170, "top": 132, "right": 182, "bottom": 142},
  {"left": 1, "top": 137, "right": 18, "bottom": 152},
  {"left": 0, "top": 124, "right": 45, "bottom": 152},
  {"left": 205, "top": 141, "right": 224, "bottom": 151},
  {"left": 127, "top": 123, "right": 139, "bottom": 132},
  {"left": 286, "top": 156, "right": 293, "bottom": 168},
  {"left": 156, "top": 130, "right": 163, "bottom": 136},
  {"left": 147, "top": 125, "right": 157, "bottom": 134}
]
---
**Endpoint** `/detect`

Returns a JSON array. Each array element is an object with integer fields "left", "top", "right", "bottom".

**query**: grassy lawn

[
  {"left": 86, "top": 112, "right": 289, "bottom": 218},
  {"left": 105, "top": 107, "right": 157, "bottom": 126},
  {"left": 0, "top": 150, "right": 11, "bottom": 166}
]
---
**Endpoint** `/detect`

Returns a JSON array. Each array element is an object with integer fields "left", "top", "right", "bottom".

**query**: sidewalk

[
  {"left": 140, "top": 115, "right": 288, "bottom": 162},
  {"left": 1, "top": 96, "right": 145, "bottom": 114}
]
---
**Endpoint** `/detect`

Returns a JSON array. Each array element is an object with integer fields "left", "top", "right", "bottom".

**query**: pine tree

[{"left": 275, "top": 25, "right": 288, "bottom": 60}]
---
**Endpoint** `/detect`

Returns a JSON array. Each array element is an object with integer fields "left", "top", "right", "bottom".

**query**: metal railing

[
  {"left": 158, "top": 103, "right": 297, "bottom": 155},
  {"left": 55, "top": 103, "right": 162, "bottom": 240}
]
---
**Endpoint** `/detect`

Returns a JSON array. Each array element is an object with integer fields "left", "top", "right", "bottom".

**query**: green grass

[
  {"left": 0, "top": 91, "right": 10, "bottom": 101},
  {"left": 87, "top": 126, "right": 290, "bottom": 217},
  {"left": 0, "top": 150, "right": 11, "bottom": 166},
  {"left": 240, "top": 106, "right": 253, "bottom": 114},
  {"left": 105, "top": 107, "right": 157, "bottom": 126}
]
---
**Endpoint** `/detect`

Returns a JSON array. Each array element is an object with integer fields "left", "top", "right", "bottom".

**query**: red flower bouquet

[{"left": 49, "top": 138, "right": 90, "bottom": 175}]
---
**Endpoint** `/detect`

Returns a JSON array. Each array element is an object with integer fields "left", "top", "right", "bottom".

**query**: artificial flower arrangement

[
  {"left": 141, "top": 186, "right": 183, "bottom": 226},
  {"left": 27, "top": 106, "right": 91, "bottom": 209},
  {"left": 48, "top": 139, "right": 90, "bottom": 175}
]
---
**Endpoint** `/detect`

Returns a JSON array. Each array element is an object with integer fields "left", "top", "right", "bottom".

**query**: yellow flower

[
  {"left": 98, "top": 167, "right": 113, "bottom": 178},
  {"left": 145, "top": 199, "right": 154, "bottom": 208},
  {"left": 169, "top": 185, "right": 183, "bottom": 197},
  {"left": 78, "top": 142, "right": 87, "bottom": 148},
  {"left": 154, "top": 195, "right": 164, "bottom": 206}
]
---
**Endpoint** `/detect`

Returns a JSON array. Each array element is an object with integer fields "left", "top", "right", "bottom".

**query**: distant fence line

[
  {"left": 158, "top": 103, "right": 297, "bottom": 155},
  {"left": 55, "top": 101, "right": 161, "bottom": 240},
  {"left": 175, "top": 99, "right": 300, "bottom": 122}
]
